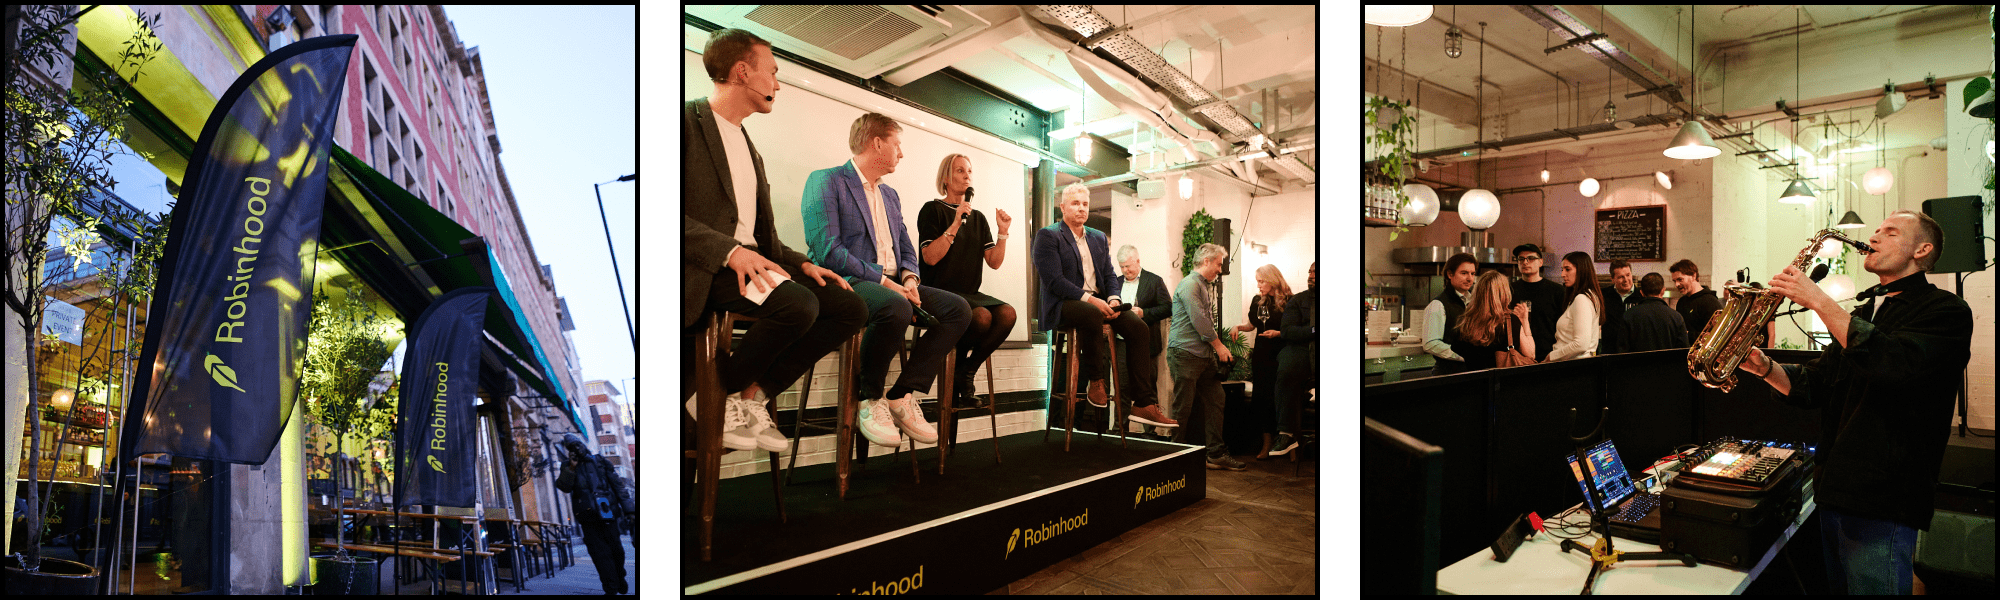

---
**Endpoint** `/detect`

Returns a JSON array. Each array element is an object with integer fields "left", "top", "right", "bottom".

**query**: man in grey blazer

[{"left": 684, "top": 29, "right": 865, "bottom": 452}]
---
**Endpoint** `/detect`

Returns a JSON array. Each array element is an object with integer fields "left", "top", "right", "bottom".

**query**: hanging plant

[{"left": 1366, "top": 96, "right": 1420, "bottom": 239}]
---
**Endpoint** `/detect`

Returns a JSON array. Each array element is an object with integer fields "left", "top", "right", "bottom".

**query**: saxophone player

[{"left": 1739, "top": 210, "right": 1972, "bottom": 595}]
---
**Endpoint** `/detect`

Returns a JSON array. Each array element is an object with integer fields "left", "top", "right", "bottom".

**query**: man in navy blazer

[
  {"left": 1032, "top": 184, "right": 1173, "bottom": 428},
  {"left": 803, "top": 113, "right": 971, "bottom": 449}
]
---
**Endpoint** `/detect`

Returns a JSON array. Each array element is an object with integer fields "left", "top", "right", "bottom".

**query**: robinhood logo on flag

[
  {"left": 119, "top": 35, "right": 357, "bottom": 466},
  {"left": 395, "top": 287, "right": 493, "bottom": 508}
]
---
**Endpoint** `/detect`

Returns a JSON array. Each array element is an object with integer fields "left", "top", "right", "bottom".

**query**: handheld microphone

[{"left": 1808, "top": 263, "right": 1829, "bottom": 283}]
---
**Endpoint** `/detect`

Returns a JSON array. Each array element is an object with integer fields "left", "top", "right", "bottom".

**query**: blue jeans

[{"left": 1819, "top": 507, "right": 1918, "bottom": 594}]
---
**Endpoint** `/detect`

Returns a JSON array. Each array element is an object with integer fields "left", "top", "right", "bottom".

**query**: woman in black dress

[
  {"left": 1449, "top": 271, "right": 1536, "bottom": 370},
  {"left": 917, "top": 154, "right": 1013, "bottom": 408},
  {"left": 1234, "top": 264, "right": 1290, "bottom": 459}
]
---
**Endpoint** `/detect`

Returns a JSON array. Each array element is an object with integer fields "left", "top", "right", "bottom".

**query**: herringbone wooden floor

[{"left": 993, "top": 453, "right": 1319, "bottom": 594}]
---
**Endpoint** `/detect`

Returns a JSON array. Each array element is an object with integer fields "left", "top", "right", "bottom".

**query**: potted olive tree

[
  {"left": 4, "top": 6, "right": 163, "bottom": 593},
  {"left": 299, "top": 281, "right": 399, "bottom": 595}
]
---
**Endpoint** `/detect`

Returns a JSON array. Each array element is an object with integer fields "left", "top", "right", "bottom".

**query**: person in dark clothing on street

[
  {"left": 1622, "top": 273, "right": 1689, "bottom": 352},
  {"left": 555, "top": 433, "right": 633, "bottom": 594},
  {"left": 1738, "top": 211, "right": 1972, "bottom": 595},
  {"left": 1669, "top": 258, "right": 1724, "bottom": 339}
]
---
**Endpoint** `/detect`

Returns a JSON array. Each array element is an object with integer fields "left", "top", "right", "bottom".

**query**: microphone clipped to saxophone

[{"left": 1687, "top": 229, "right": 1874, "bottom": 392}]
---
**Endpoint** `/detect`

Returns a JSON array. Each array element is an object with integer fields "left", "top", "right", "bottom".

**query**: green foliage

[
  {"left": 1179, "top": 209, "right": 1215, "bottom": 277},
  {"left": 1220, "top": 330, "right": 1253, "bottom": 382},
  {"left": 1366, "top": 96, "right": 1420, "bottom": 241},
  {"left": 301, "top": 281, "right": 402, "bottom": 455}
]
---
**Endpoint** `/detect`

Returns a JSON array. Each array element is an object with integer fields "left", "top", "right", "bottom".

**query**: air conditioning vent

[{"left": 688, "top": 5, "right": 983, "bottom": 79}]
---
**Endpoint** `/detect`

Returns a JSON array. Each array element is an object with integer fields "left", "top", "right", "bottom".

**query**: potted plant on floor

[
  {"left": 300, "top": 280, "right": 400, "bottom": 595},
  {"left": 4, "top": 7, "right": 163, "bottom": 593}
]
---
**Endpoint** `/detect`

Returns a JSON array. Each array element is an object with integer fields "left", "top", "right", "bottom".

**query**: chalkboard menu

[{"left": 1595, "top": 206, "right": 1665, "bottom": 261}]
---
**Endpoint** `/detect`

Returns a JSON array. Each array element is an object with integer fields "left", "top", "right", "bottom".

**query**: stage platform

[{"left": 682, "top": 430, "right": 1208, "bottom": 594}]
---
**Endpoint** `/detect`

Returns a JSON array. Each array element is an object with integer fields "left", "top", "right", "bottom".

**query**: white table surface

[{"left": 1437, "top": 466, "right": 1816, "bottom": 595}]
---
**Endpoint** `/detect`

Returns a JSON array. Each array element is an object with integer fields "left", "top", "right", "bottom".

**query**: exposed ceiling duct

[{"left": 1029, "top": 5, "right": 1314, "bottom": 187}]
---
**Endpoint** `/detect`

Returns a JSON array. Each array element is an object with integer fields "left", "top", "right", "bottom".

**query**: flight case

[{"left": 1657, "top": 462, "right": 1811, "bottom": 568}]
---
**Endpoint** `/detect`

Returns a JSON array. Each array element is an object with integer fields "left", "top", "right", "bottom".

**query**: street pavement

[{"left": 493, "top": 533, "right": 637, "bottom": 595}]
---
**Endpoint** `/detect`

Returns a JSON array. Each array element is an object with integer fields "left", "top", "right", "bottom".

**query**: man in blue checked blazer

[
  {"left": 1031, "top": 184, "right": 1175, "bottom": 428},
  {"left": 802, "top": 113, "right": 970, "bottom": 450}
]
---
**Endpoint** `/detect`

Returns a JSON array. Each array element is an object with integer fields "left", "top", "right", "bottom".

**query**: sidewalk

[{"left": 492, "top": 533, "right": 637, "bottom": 595}]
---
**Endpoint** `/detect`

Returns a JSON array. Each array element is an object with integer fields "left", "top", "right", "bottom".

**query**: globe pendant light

[
  {"left": 1664, "top": 120, "right": 1721, "bottom": 159},
  {"left": 1364, "top": 5, "right": 1433, "bottom": 27},
  {"left": 1456, "top": 22, "right": 1500, "bottom": 232},
  {"left": 1862, "top": 123, "right": 1892, "bottom": 195},
  {"left": 1401, "top": 183, "right": 1440, "bottom": 226},
  {"left": 1459, "top": 188, "right": 1501, "bottom": 230},
  {"left": 1579, "top": 177, "right": 1601, "bottom": 197},
  {"left": 1862, "top": 167, "right": 1894, "bottom": 195}
]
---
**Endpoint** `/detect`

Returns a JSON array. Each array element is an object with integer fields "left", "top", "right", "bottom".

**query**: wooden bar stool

[
  {"left": 686, "top": 311, "right": 790, "bottom": 562},
  {"left": 780, "top": 330, "right": 867, "bottom": 498},
  {"left": 1042, "top": 323, "right": 1129, "bottom": 451},
  {"left": 936, "top": 354, "right": 1002, "bottom": 474}
]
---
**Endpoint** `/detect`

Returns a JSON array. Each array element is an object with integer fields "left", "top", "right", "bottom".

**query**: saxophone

[{"left": 1687, "top": 228, "right": 1873, "bottom": 392}]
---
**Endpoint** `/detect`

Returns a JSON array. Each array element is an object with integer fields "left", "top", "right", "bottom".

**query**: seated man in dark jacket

[
  {"left": 1623, "top": 273, "right": 1689, "bottom": 352},
  {"left": 1032, "top": 184, "right": 1171, "bottom": 428}
]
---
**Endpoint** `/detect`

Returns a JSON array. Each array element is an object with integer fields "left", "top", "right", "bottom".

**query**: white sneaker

[
  {"left": 887, "top": 394, "right": 939, "bottom": 445},
  {"left": 858, "top": 399, "right": 903, "bottom": 448},
  {"left": 716, "top": 392, "right": 760, "bottom": 451},
  {"left": 734, "top": 390, "right": 789, "bottom": 453}
]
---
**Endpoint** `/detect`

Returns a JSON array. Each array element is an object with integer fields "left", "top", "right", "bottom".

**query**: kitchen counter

[{"left": 1363, "top": 340, "right": 1434, "bottom": 382}]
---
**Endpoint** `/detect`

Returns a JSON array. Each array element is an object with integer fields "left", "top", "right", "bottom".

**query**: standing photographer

[{"left": 555, "top": 433, "right": 633, "bottom": 594}]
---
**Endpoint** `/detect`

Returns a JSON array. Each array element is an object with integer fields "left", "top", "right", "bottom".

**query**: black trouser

[
  {"left": 577, "top": 516, "right": 627, "bottom": 593},
  {"left": 852, "top": 280, "right": 972, "bottom": 400},
  {"left": 1049, "top": 300, "right": 1159, "bottom": 407},
  {"left": 1275, "top": 345, "right": 1315, "bottom": 434},
  {"left": 698, "top": 261, "right": 868, "bottom": 395}
]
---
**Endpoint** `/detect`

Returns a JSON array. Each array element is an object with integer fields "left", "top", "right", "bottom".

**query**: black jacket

[
  {"left": 556, "top": 452, "right": 633, "bottom": 522},
  {"left": 1126, "top": 269, "right": 1173, "bottom": 356},
  {"left": 682, "top": 97, "right": 811, "bottom": 330},
  {"left": 1773, "top": 276, "right": 1972, "bottom": 531},
  {"left": 1676, "top": 286, "right": 1724, "bottom": 340},
  {"left": 1621, "top": 295, "right": 1688, "bottom": 352}
]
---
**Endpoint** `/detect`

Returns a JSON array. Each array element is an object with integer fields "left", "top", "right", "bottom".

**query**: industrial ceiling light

[
  {"left": 1444, "top": 27, "right": 1463, "bottom": 58},
  {"left": 1663, "top": 121, "right": 1722, "bottom": 159},
  {"left": 1365, "top": 5, "right": 1433, "bottom": 27},
  {"left": 1777, "top": 6, "right": 1811, "bottom": 206},
  {"left": 1875, "top": 82, "right": 1908, "bottom": 119},
  {"left": 1178, "top": 174, "right": 1193, "bottom": 200},
  {"left": 1837, "top": 210, "right": 1867, "bottom": 229},
  {"left": 1655, "top": 171, "right": 1673, "bottom": 190},
  {"left": 1778, "top": 179, "right": 1816, "bottom": 204}
]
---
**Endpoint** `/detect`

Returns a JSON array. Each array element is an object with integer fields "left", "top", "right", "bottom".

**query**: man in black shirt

[
  {"left": 1509, "top": 244, "right": 1565, "bottom": 362},
  {"left": 1622, "top": 273, "right": 1688, "bottom": 352},
  {"left": 1669, "top": 259, "right": 1724, "bottom": 340},
  {"left": 1739, "top": 211, "right": 1972, "bottom": 594}
]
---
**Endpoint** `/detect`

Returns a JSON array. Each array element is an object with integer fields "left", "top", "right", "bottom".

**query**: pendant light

[
  {"left": 1460, "top": 22, "right": 1501, "bottom": 231},
  {"left": 1073, "top": 84, "right": 1091, "bottom": 165},
  {"left": 1863, "top": 120, "right": 1893, "bottom": 195},
  {"left": 1777, "top": 6, "right": 1815, "bottom": 205},
  {"left": 1663, "top": 7, "right": 1719, "bottom": 159}
]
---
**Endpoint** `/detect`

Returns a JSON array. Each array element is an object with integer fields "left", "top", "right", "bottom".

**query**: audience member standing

[
  {"left": 1234, "top": 265, "right": 1290, "bottom": 459},
  {"left": 1450, "top": 271, "right": 1536, "bottom": 371},
  {"left": 1624, "top": 273, "right": 1690, "bottom": 352},
  {"left": 1547, "top": 252, "right": 1605, "bottom": 362},
  {"left": 1510, "top": 244, "right": 1566, "bottom": 362}
]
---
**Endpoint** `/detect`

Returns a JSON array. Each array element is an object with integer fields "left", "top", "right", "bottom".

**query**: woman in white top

[{"left": 1548, "top": 251, "right": 1605, "bottom": 361}]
